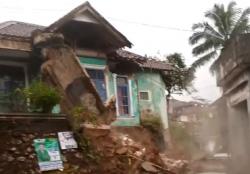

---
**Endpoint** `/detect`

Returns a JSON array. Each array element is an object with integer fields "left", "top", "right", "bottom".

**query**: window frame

[
  {"left": 139, "top": 90, "right": 151, "bottom": 101},
  {"left": 84, "top": 66, "right": 109, "bottom": 103},
  {"left": 114, "top": 74, "right": 133, "bottom": 117}
]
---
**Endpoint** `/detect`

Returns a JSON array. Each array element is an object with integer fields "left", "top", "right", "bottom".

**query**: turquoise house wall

[
  {"left": 135, "top": 71, "right": 168, "bottom": 129},
  {"left": 79, "top": 56, "right": 140, "bottom": 126},
  {"left": 78, "top": 57, "right": 168, "bottom": 128}
]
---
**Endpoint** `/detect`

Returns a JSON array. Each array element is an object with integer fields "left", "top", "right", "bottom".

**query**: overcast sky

[{"left": 0, "top": 0, "right": 249, "bottom": 102}]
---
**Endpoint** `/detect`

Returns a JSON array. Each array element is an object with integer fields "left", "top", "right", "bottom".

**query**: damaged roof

[
  {"left": 0, "top": 21, "right": 44, "bottom": 40},
  {"left": 114, "top": 49, "right": 174, "bottom": 71},
  {"left": 46, "top": 1, "right": 132, "bottom": 48}
]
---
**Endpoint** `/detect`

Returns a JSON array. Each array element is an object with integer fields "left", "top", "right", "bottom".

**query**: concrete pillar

[{"left": 227, "top": 99, "right": 250, "bottom": 174}]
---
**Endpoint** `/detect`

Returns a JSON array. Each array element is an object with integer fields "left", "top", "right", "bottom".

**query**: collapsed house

[
  {"left": 0, "top": 2, "right": 174, "bottom": 130},
  {"left": 212, "top": 34, "right": 250, "bottom": 174}
]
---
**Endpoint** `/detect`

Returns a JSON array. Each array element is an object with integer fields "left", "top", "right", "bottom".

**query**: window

[
  {"left": 139, "top": 91, "right": 150, "bottom": 101},
  {"left": 116, "top": 76, "right": 130, "bottom": 116},
  {"left": 86, "top": 69, "right": 107, "bottom": 102}
]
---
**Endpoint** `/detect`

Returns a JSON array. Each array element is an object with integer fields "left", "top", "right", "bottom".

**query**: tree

[
  {"left": 189, "top": 1, "right": 250, "bottom": 71},
  {"left": 164, "top": 53, "right": 193, "bottom": 98}
]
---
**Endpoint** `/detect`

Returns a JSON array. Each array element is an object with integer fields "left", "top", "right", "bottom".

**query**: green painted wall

[
  {"left": 79, "top": 56, "right": 140, "bottom": 126},
  {"left": 79, "top": 57, "right": 106, "bottom": 65},
  {"left": 135, "top": 71, "right": 168, "bottom": 129},
  {"left": 78, "top": 57, "right": 168, "bottom": 128}
]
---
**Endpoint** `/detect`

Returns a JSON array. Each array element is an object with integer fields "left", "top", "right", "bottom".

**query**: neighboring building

[
  {"left": 0, "top": 2, "right": 173, "bottom": 128},
  {"left": 169, "top": 99, "right": 206, "bottom": 123},
  {"left": 212, "top": 34, "right": 250, "bottom": 174}
]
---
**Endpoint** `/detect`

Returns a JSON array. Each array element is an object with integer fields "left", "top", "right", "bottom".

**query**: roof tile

[{"left": 0, "top": 21, "right": 45, "bottom": 38}]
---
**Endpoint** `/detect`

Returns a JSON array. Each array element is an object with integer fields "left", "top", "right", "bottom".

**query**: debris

[
  {"left": 7, "top": 156, "right": 15, "bottom": 162},
  {"left": 83, "top": 123, "right": 111, "bottom": 137},
  {"left": 75, "top": 152, "right": 83, "bottom": 159},
  {"left": 9, "top": 147, "right": 17, "bottom": 152},
  {"left": 116, "top": 147, "right": 128, "bottom": 155},
  {"left": 27, "top": 147, "right": 33, "bottom": 153},
  {"left": 22, "top": 136, "right": 30, "bottom": 142},
  {"left": 17, "top": 156, "right": 26, "bottom": 162},
  {"left": 16, "top": 140, "right": 23, "bottom": 145},
  {"left": 141, "top": 161, "right": 159, "bottom": 173},
  {"left": 33, "top": 32, "right": 104, "bottom": 114}
]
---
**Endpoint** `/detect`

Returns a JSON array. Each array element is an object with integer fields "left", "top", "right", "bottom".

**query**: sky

[{"left": 0, "top": 0, "right": 249, "bottom": 103}]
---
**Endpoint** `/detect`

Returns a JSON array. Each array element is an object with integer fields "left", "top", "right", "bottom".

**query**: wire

[
  {"left": 0, "top": 6, "right": 193, "bottom": 32},
  {"left": 107, "top": 17, "right": 193, "bottom": 32}
]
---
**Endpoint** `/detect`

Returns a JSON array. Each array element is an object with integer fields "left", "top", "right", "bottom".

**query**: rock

[
  {"left": 14, "top": 151, "right": 21, "bottom": 155},
  {"left": 64, "top": 163, "right": 70, "bottom": 170},
  {"left": 22, "top": 136, "right": 30, "bottom": 142},
  {"left": 29, "top": 154, "right": 35, "bottom": 159},
  {"left": 0, "top": 153, "right": 8, "bottom": 161},
  {"left": 28, "top": 134, "right": 35, "bottom": 139},
  {"left": 9, "top": 147, "right": 17, "bottom": 152},
  {"left": 7, "top": 156, "right": 15, "bottom": 162},
  {"left": 83, "top": 123, "right": 111, "bottom": 137},
  {"left": 80, "top": 169, "right": 88, "bottom": 173},
  {"left": 116, "top": 147, "right": 128, "bottom": 155},
  {"left": 72, "top": 165, "right": 80, "bottom": 170},
  {"left": 16, "top": 140, "right": 23, "bottom": 145},
  {"left": 17, "top": 156, "right": 26, "bottom": 162},
  {"left": 62, "top": 155, "right": 68, "bottom": 162},
  {"left": 75, "top": 152, "right": 83, "bottom": 159},
  {"left": 29, "top": 169, "right": 36, "bottom": 174},
  {"left": 12, "top": 132, "right": 20, "bottom": 138},
  {"left": 141, "top": 161, "right": 158, "bottom": 173},
  {"left": 27, "top": 147, "right": 33, "bottom": 153}
]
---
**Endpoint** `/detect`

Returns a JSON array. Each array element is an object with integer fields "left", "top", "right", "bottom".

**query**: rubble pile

[
  {"left": 82, "top": 124, "right": 189, "bottom": 174},
  {"left": 0, "top": 131, "right": 96, "bottom": 174},
  {"left": 0, "top": 125, "right": 189, "bottom": 174},
  {"left": 159, "top": 154, "right": 188, "bottom": 174}
]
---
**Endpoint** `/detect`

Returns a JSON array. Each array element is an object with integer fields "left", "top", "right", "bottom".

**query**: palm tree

[{"left": 189, "top": 1, "right": 250, "bottom": 71}]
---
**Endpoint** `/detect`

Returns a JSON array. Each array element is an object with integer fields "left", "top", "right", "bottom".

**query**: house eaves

[{"left": 45, "top": 1, "right": 132, "bottom": 49}]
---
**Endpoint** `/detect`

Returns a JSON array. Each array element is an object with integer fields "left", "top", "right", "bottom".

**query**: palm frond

[
  {"left": 192, "top": 23, "right": 205, "bottom": 30},
  {"left": 206, "top": 3, "right": 228, "bottom": 36},
  {"left": 192, "top": 39, "right": 221, "bottom": 56},
  {"left": 189, "top": 22, "right": 224, "bottom": 46},
  {"left": 232, "top": 7, "right": 250, "bottom": 35},
  {"left": 190, "top": 1, "right": 250, "bottom": 72},
  {"left": 226, "top": 2, "right": 241, "bottom": 34},
  {"left": 190, "top": 51, "right": 218, "bottom": 70},
  {"left": 203, "top": 22, "right": 224, "bottom": 40},
  {"left": 189, "top": 31, "right": 206, "bottom": 45}
]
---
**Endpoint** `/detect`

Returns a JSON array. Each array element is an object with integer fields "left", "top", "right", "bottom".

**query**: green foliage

[
  {"left": 141, "top": 113, "right": 163, "bottom": 136},
  {"left": 164, "top": 53, "right": 194, "bottom": 97},
  {"left": 21, "top": 81, "right": 61, "bottom": 113},
  {"left": 166, "top": 53, "right": 186, "bottom": 69},
  {"left": 71, "top": 106, "right": 100, "bottom": 162},
  {"left": 71, "top": 106, "right": 98, "bottom": 127},
  {"left": 189, "top": 1, "right": 250, "bottom": 72},
  {"left": 141, "top": 113, "right": 165, "bottom": 150}
]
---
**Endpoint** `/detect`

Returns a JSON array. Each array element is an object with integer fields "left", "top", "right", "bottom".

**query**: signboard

[
  {"left": 58, "top": 131, "right": 78, "bottom": 150},
  {"left": 34, "top": 138, "right": 63, "bottom": 172}
]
